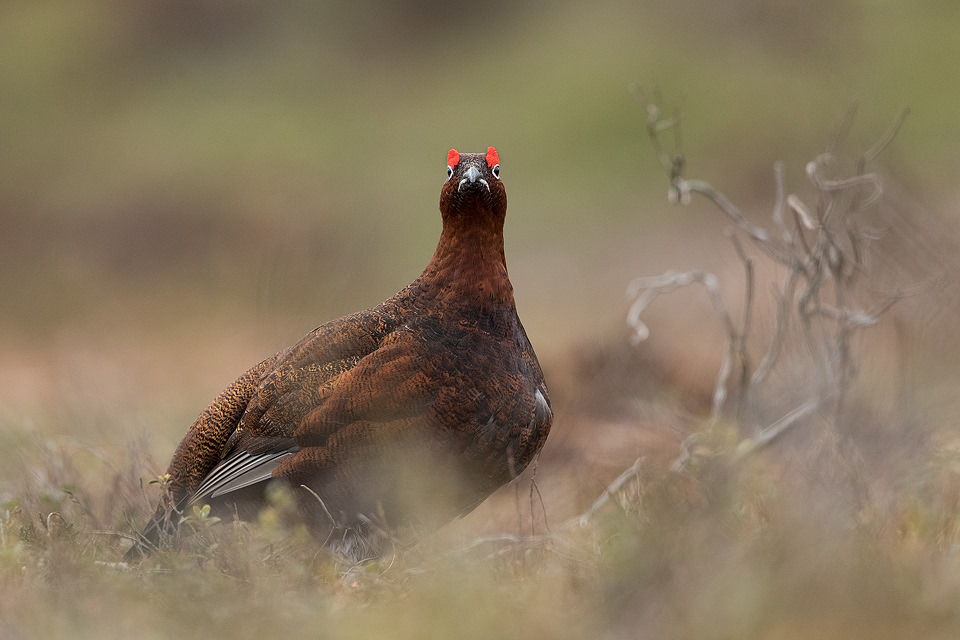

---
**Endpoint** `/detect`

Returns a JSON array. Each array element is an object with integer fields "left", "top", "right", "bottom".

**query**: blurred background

[
  {"left": 3, "top": 1, "right": 960, "bottom": 636},
  {"left": 0, "top": 0, "right": 960, "bottom": 637},
  {"left": 3, "top": 0, "right": 958, "bottom": 461}
]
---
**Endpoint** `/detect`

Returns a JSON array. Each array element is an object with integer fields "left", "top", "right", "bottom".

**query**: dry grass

[
  {"left": 5, "top": 116, "right": 960, "bottom": 639},
  {"left": 5, "top": 395, "right": 960, "bottom": 639}
]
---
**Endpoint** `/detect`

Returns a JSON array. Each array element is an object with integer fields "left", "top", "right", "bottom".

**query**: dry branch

[
  {"left": 563, "top": 457, "right": 644, "bottom": 529},
  {"left": 627, "top": 93, "right": 916, "bottom": 466}
]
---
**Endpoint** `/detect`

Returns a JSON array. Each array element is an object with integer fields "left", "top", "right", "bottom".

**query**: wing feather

[{"left": 191, "top": 444, "right": 301, "bottom": 504}]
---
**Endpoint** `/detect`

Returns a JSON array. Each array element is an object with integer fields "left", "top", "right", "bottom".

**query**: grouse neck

[{"left": 423, "top": 218, "right": 514, "bottom": 307}]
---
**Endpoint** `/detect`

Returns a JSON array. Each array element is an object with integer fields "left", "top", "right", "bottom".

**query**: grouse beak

[{"left": 458, "top": 165, "right": 490, "bottom": 193}]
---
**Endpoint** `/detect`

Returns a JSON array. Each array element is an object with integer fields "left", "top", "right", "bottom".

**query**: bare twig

[
  {"left": 563, "top": 457, "right": 644, "bottom": 529},
  {"left": 300, "top": 485, "right": 336, "bottom": 527},
  {"left": 529, "top": 456, "right": 549, "bottom": 536},
  {"left": 750, "top": 271, "right": 799, "bottom": 387},
  {"left": 627, "top": 269, "right": 728, "bottom": 343},
  {"left": 730, "top": 233, "right": 754, "bottom": 422},
  {"left": 444, "top": 534, "right": 549, "bottom": 559},
  {"left": 863, "top": 107, "right": 910, "bottom": 163},
  {"left": 771, "top": 161, "right": 789, "bottom": 241},
  {"left": 93, "top": 529, "right": 140, "bottom": 541},
  {"left": 300, "top": 484, "right": 338, "bottom": 548},
  {"left": 806, "top": 154, "right": 883, "bottom": 206},
  {"left": 734, "top": 399, "right": 821, "bottom": 460},
  {"left": 830, "top": 104, "right": 859, "bottom": 155},
  {"left": 787, "top": 194, "right": 818, "bottom": 230},
  {"left": 630, "top": 90, "right": 915, "bottom": 463},
  {"left": 679, "top": 180, "right": 797, "bottom": 264}
]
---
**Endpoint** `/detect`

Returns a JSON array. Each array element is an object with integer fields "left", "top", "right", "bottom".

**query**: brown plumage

[{"left": 126, "top": 147, "right": 552, "bottom": 560}]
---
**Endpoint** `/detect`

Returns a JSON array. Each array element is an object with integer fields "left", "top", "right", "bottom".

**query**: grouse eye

[
  {"left": 492, "top": 164, "right": 500, "bottom": 179},
  {"left": 447, "top": 166, "right": 454, "bottom": 179}
]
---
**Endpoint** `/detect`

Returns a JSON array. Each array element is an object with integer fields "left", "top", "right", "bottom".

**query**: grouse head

[{"left": 439, "top": 147, "right": 507, "bottom": 224}]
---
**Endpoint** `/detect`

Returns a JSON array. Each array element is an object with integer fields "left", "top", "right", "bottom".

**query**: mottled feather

[{"left": 126, "top": 149, "right": 552, "bottom": 560}]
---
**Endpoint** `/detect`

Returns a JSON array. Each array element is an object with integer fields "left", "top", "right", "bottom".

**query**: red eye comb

[
  {"left": 447, "top": 149, "right": 460, "bottom": 168},
  {"left": 486, "top": 147, "right": 499, "bottom": 169}
]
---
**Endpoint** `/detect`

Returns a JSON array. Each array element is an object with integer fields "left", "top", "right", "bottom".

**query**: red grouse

[{"left": 127, "top": 148, "right": 552, "bottom": 559}]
